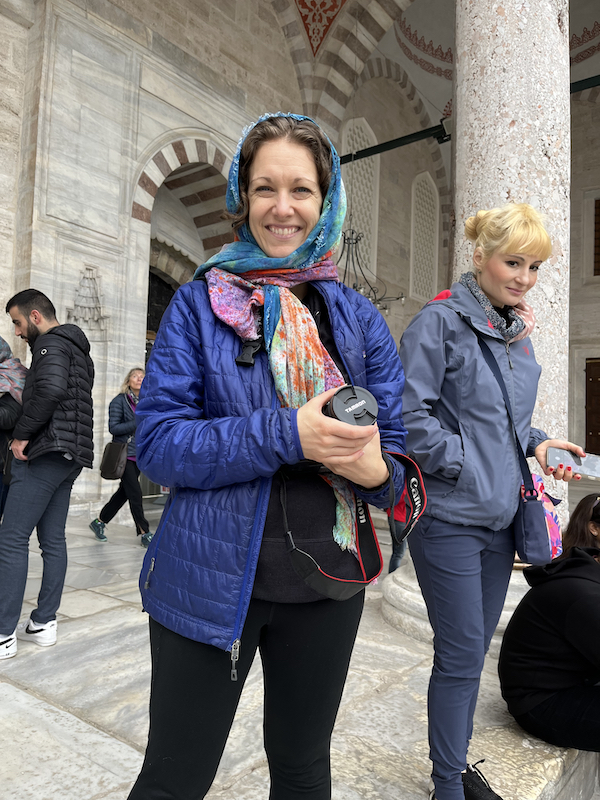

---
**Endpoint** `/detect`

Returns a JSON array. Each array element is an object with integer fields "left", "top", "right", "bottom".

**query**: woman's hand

[
  {"left": 322, "top": 428, "right": 389, "bottom": 488},
  {"left": 296, "top": 387, "right": 388, "bottom": 488},
  {"left": 534, "top": 438, "right": 586, "bottom": 482}
]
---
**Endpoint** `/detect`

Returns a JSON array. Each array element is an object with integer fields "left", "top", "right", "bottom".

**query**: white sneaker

[
  {"left": 16, "top": 618, "right": 57, "bottom": 647},
  {"left": 0, "top": 631, "right": 17, "bottom": 659}
]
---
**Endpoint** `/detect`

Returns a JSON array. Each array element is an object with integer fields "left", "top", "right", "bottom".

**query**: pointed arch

[
  {"left": 131, "top": 135, "right": 233, "bottom": 259},
  {"left": 271, "top": 0, "right": 414, "bottom": 138}
]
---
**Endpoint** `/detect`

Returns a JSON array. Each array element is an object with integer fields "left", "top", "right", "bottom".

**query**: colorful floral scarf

[
  {"left": 194, "top": 113, "right": 357, "bottom": 550},
  {"left": 460, "top": 271, "right": 535, "bottom": 343},
  {"left": 0, "top": 336, "right": 27, "bottom": 404}
]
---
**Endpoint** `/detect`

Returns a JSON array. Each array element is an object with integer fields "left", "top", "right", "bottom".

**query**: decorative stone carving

[
  {"left": 149, "top": 239, "right": 195, "bottom": 288},
  {"left": 394, "top": 22, "right": 453, "bottom": 81},
  {"left": 295, "top": 0, "right": 347, "bottom": 57},
  {"left": 66, "top": 266, "right": 109, "bottom": 339},
  {"left": 396, "top": 14, "right": 453, "bottom": 63}
]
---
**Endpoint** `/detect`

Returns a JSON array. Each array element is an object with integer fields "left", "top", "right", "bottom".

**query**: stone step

[{"left": 379, "top": 542, "right": 600, "bottom": 800}]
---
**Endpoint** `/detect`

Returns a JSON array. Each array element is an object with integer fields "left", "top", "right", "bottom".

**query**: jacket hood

[
  {"left": 41, "top": 324, "right": 91, "bottom": 356},
  {"left": 428, "top": 281, "right": 504, "bottom": 339},
  {"left": 524, "top": 546, "right": 600, "bottom": 588}
]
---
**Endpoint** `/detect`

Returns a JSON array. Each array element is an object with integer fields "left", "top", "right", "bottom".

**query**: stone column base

[{"left": 381, "top": 550, "right": 530, "bottom": 659}]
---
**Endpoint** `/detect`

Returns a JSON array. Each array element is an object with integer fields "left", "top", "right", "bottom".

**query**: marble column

[
  {"left": 383, "top": 1, "right": 572, "bottom": 638},
  {"left": 452, "top": 0, "right": 572, "bottom": 508}
]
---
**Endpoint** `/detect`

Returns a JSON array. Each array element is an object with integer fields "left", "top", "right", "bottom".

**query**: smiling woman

[
  {"left": 247, "top": 139, "right": 323, "bottom": 260},
  {"left": 127, "top": 112, "right": 409, "bottom": 800}
]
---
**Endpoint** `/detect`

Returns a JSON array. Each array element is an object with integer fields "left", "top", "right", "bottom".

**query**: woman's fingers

[
  {"left": 296, "top": 387, "right": 379, "bottom": 462},
  {"left": 534, "top": 438, "right": 586, "bottom": 481},
  {"left": 323, "top": 431, "right": 389, "bottom": 487}
]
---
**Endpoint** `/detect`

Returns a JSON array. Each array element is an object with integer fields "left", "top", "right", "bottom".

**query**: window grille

[
  {"left": 410, "top": 172, "right": 439, "bottom": 303},
  {"left": 341, "top": 118, "right": 380, "bottom": 275}
]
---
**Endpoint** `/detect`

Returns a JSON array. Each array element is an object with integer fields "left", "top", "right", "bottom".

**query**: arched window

[
  {"left": 341, "top": 118, "right": 380, "bottom": 275},
  {"left": 410, "top": 171, "right": 439, "bottom": 303}
]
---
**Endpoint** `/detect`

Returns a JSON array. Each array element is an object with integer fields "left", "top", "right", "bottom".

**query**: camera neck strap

[{"left": 281, "top": 452, "right": 426, "bottom": 601}]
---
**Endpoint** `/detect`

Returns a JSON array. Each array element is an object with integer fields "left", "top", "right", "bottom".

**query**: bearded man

[{"left": 0, "top": 289, "right": 94, "bottom": 659}]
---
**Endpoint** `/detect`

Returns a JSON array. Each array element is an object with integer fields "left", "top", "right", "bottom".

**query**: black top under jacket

[{"left": 252, "top": 286, "right": 365, "bottom": 603}]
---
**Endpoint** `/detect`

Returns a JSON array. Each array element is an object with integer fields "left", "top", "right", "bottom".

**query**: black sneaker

[{"left": 462, "top": 761, "right": 503, "bottom": 800}]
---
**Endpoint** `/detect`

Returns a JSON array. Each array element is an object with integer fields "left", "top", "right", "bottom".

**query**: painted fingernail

[
  {"left": 576, "top": 475, "right": 582, "bottom": 480},
  {"left": 567, "top": 466, "right": 572, "bottom": 472},
  {"left": 558, "top": 464, "right": 564, "bottom": 469},
  {"left": 548, "top": 467, "right": 555, "bottom": 473}
]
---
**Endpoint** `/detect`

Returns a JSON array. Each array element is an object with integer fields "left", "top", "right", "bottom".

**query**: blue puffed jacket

[
  {"left": 399, "top": 281, "right": 548, "bottom": 531},
  {"left": 136, "top": 279, "right": 407, "bottom": 654}
]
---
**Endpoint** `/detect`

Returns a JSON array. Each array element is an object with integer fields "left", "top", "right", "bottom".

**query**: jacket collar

[{"left": 428, "top": 281, "right": 505, "bottom": 340}]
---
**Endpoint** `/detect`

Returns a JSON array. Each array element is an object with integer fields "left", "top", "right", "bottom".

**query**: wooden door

[{"left": 586, "top": 358, "right": 600, "bottom": 454}]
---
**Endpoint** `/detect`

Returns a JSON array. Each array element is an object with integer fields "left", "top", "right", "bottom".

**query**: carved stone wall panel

[
  {"left": 341, "top": 117, "right": 379, "bottom": 275},
  {"left": 409, "top": 171, "right": 438, "bottom": 304},
  {"left": 0, "top": 9, "right": 29, "bottom": 343},
  {"left": 41, "top": 13, "right": 133, "bottom": 238}
]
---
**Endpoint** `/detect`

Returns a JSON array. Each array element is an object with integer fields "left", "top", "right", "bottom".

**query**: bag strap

[{"left": 475, "top": 334, "right": 535, "bottom": 494}]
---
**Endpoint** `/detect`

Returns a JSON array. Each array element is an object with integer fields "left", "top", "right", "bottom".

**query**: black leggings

[
  {"left": 100, "top": 460, "right": 149, "bottom": 533},
  {"left": 127, "top": 592, "right": 365, "bottom": 800},
  {"left": 514, "top": 684, "right": 600, "bottom": 752}
]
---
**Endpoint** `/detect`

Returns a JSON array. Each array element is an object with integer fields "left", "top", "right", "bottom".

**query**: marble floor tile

[
  {"left": 0, "top": 606, "right": 152, "bottom": 748},
  {"left": 93, "top": 578, "right": 143, "bottom": 604},
  {"left": 0, "top": 683, "right": 142, "bottom": 800},
  {"left": 2, "top": 512, "right": 598, "bottom": 800},
  {"left": 64, "top": 565, "right": 124, "bottom": 590},
  {"left": 56, "top": 589, "right": 127, "bottom": 618}
]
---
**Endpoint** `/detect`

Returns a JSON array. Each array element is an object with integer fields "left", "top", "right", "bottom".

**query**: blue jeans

[
  {"left": 0, "top": 452, "right": 82, "bottom": 635},
  {"left": 409, "top": 516, "right": 515, "bottom": 800}
]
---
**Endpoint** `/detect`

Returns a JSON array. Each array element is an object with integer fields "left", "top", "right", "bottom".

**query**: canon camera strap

[{"left": 282, "top": 452, "right": 426, "bottom": 601}]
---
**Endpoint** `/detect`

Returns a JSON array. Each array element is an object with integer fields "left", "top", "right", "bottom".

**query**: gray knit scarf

[{"left": 459, "top": 272, "right": 525, "bottom": 343}]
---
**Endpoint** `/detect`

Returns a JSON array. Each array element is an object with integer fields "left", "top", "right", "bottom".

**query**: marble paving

[{"left": 0, "top": 504, "right": 598, "bottom": 800}]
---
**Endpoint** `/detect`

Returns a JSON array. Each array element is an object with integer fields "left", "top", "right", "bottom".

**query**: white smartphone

[{"left": 546, "top": 447, "right": 600, "bottom": 480}]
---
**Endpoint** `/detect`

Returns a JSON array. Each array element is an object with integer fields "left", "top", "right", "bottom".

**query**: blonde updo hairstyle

[{"left": 465, "top": 203, "right": 552, "bottom": 265}]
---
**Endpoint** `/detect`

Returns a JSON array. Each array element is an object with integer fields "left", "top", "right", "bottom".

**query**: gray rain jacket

[{"left": 399, "top": 281, "right": 547, "bottom": 531}]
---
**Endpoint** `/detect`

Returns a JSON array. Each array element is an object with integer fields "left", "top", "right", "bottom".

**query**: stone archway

[
  {"left": 270, "top": 0, "right": 414, "bottom": 137},
  {"left": 130, "top": 133, "right": 234, "bottom": 364},
  {"left": 131, "top": 136, "right": 232, "bottom": 258}
]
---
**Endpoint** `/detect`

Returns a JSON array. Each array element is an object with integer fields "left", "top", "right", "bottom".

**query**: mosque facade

[{"left": 0, "top": 0, "right": 599, "bottom": 510}]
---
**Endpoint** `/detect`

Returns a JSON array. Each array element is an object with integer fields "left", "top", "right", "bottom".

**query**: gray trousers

[
  {"left": 409, "top": 516, "right": 515, "bottom": 800},
  {"left": 0, "top": 452, "right": 82, "bottom": 636}
]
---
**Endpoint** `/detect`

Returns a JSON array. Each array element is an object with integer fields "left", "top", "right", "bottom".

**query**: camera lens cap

[{"left": 328, "top": 385, "right": 378, "bottom": 426}]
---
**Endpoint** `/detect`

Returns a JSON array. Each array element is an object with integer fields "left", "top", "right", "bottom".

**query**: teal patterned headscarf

[{"left": 193, "top": 112, "right": 347, "bottom": 278}]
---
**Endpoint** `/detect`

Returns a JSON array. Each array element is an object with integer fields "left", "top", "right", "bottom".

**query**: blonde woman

[
  {"left": 399, "top": 204, "right": 584, "bottom": 800},
  {"left": 90, "top": 368, "right": 152, "bottom": 546}
]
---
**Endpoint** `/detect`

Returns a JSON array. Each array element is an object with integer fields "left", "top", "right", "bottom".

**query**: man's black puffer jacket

[{"left": 12, "top": 324, "right": 94, "bottom": 467}]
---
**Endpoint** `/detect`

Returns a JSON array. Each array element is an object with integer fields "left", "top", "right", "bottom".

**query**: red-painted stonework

[{"left": 295, "top": 0, "right": 348, "bottom": 57}]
